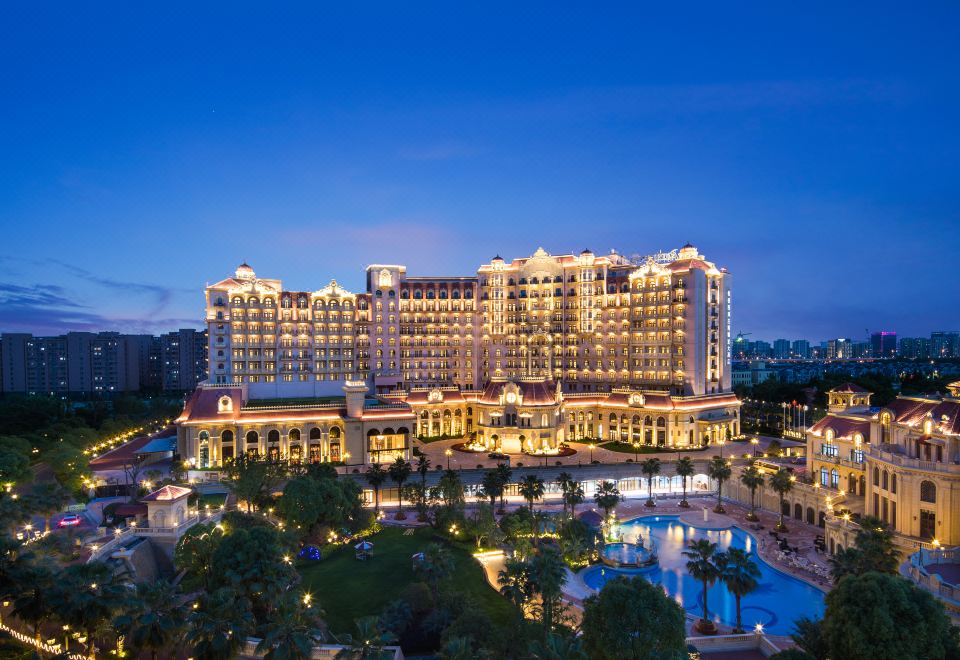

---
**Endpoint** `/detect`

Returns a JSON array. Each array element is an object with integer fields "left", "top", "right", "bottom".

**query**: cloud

[{"left": 0, "top": 256, "right": 201, "bottom": 335}]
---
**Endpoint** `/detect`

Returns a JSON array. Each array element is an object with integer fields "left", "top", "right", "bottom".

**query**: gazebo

[
  {"left": 355, "top": 540, "right": 374, "bottom": 560},
  {"left": 141, "top": 484, "right": 193, "bottom": 534}
]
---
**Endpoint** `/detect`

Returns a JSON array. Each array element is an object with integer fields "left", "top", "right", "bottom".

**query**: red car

[{"left": 58, "top": 514, "right": 82, "bottom": 527}]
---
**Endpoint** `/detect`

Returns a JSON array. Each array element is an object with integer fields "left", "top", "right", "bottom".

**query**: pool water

[{"left": 581, "top": 516, "right": 825, "bottom": 634}]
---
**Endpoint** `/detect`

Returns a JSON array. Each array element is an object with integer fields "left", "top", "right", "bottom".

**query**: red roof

[
  {"left": 832, "top": 382, "right": 869, "bottom": 394},
  {"left": 479, "top": 380, "right": 558, "bottom": 405},
  {"left": 885, "top": 396, "right": 960, "bottom": 436},
  {"left": 141, "top": 485, "right": 192, "bottom": 502},
  {"left": 809, "top": 414, "right": 872, "bottom": 439}
]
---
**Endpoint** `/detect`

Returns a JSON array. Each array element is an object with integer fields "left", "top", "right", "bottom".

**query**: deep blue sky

[{"left": 1, "top": 3, "right": 958, "bottom": 341}]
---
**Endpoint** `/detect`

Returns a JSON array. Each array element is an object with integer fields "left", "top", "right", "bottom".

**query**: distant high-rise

[
  {"left": 773, "top": 339, "right": 791, "bottom": 359},
  {"left": 871, "top": 331, "right": 897, "bottom": 358},
  {"left": 931, "top": 331, "right": 960, "bottom": 358},
  {"left": 161, "top": 329, "right": 208, "bottom": 391},
  {"left": 791, "top": 339, "right": 811, "bottom": 359}
]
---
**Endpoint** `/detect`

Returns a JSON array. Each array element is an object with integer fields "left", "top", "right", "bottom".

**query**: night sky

[{"left": 1, "top": 3, "right": 958, "bottom": 341}]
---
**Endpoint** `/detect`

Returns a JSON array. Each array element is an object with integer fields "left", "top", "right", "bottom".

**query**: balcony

[{"left": 869, "top": 445, "right": 960, "bottom": 474}]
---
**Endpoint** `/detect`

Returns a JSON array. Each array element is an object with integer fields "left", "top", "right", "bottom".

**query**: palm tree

[
  {"left": 115, "top": 580, "right": 188, "bottom": 660},
  {"left": 529, "top": 547, "right": 567, "bottom": 639},
  {"left": 641, "top": 458, "right": 661, "bottom": 507},
  {"left": 716, "top": 548, "right": 761, "bottom": 633},
  {"left": 387, "top": 458, "right": 412, "bottom": 520},
  {"left": 364, "top": 464, "right": 387, "bottom": 516},
  {"left": 495, "top": 463, "right": 513, "bottom": 512},
  {"left": 334, "top": 616, "right": 397, "bottom": 659},
  {"left": 707, "top": 455, "right": 732, "bottom": 514},
  {"left": 676, "top": 456, "right": 695, "bottom": 508},
  {"left": 564, "top": 483, "right": 585, "bottom": 519},
  {"left": 53, "top": 563, "right": 125, "bottom": 660},
  {"left": 440, "top": 636, "right": 475, "bottom": 660},
  {"left": 187, "top": 587, "right": 256, "bottom": 660},
  {"left": 740, "top": 463, "right": 765, "bottom": 521},
  {"left": 769, "top": 468, "right": 794, "bottom": 532},
  {"left": 556, "top": 472, "right": 575, "bottom": 516},
  {"left": 413, "top": 543, "right": 455, "bottom": 602},
  {"left": 416, "top": 454, "right": 431, "bottom": 491},
  {"left": 519, "top": 475, "right": 545, "bottom": 514},
  {"left": 528, "top": 633, "right": 587, "bottom": 660},
  {"left": 480, "top": 469, "right": 504, "bottom": 511},
  {"left": 683, "top": 539, "right": 720, "bottom": 631},
  {"left": 497, "top": 558, "right": 532, "bottom": 613},
  {"left": 255, "top": 591, "right": 325, "bottom": 660},
  {"left": 11, "top": 559, "right": 55, "bottom": 641},
  {"left": 593, "top": 480, "right": 622, "bottom": 519}
]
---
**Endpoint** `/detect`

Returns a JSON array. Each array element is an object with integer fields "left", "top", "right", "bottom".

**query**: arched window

[
  {"left": 830, "top": 469, "right": 839, "bottom": 488},
  {"left": 221, "top": 430, "right": 234, "bottom": 443},
  {"left": 268, "top": 429, "right": 280, "bottom": 444},
  {"left": 309, "top": 427, "right": 322, "bottom": 440},
  {"left": 882, "top": 470, "right": 888, "bottom": 490},
  {"left": 245, "top": 430, "right": 258, "bottom": 444},
  {"left": 891, "top": 473, "right": 897, "bottom": 494},
  {"left": 920, "top": 480, "right": 937, "bottom": 503},
  {"left": 329, "top": 427, "right": 341, "bottom": 440},
  {"left": 289, "top": 429, "right": 300, "bottom": 443},
  {"left": 873, "top": 466, "right": 880, "bottom": 484}
]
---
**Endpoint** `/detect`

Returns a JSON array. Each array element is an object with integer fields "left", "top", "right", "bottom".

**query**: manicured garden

[
  {"left": 601, "top": 441, "right": 709, "bottom": 455},
  {"left": 297, "top": 525, "right": 515, "bottom": 635}
]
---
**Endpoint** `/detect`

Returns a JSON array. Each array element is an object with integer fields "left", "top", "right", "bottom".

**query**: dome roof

[{"left": 235, "top": 262, "right": 255, "bottom": 279}]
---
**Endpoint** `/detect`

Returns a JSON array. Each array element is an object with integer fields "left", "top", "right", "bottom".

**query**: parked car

[{"left": 488, "top": 452, "right": 509, "bottom": 461}]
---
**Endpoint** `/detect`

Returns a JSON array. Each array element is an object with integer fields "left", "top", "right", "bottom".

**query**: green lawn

[
  {"left": 297, "top": 526, "right": 516, "bottom": 635},
  {"left": 197, "top": 493, "right": 227, "bottom": 508},
  {"left": 601, "top": 441, "right": 709, "bottom": 455}
]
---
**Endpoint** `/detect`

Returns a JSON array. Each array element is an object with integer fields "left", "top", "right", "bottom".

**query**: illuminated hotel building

[{"left": 177, "top": 244, "right": 740, "bottom": 466}]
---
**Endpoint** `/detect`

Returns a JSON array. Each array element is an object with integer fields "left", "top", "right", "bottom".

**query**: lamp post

[
  {"left": 445, "top": 448, "right": 452, "bottom": 470},
  {"left": 632, "top": 441, "right": 639, "bottom": 463},
  {"left": 750, "top": 436, "right": 759, "bottom": 458},
  {"left": 589, "top": 443, "right": 595, "bottom": 464},
  {"left": 718, "top": 438, "right": 725, "bottom": 459}
]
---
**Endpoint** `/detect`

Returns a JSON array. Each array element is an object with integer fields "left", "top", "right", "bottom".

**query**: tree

[
  {"left": 387, "top": 458, "right": 412, "bottom": 520},
  {"left": 528, "top": 547, "right": 567, "bottom": 639},
  {"left": 519, "top": 475, "right": 545, "bottom": 514},
  {"left": 212, "top": 525, "right": 297, "bottom": 618},
  {"left": 707, "top": 455, "right": 732, "bottom": 513},
  {"left": 115, "top": 580, "right": 189, "bottom": 660},
  {"left": 640, "top": 458, "right": 661, "bottom": 507},
  {"left": 497, "top": 557, "right": 534, "bottom": 613},
  {"left": 683, "top": 539, "right": 720, "bottom": 630},
  {"left": 53, "top": 562, "right": 125, "bottom": 659},
  {"left": 716, "top": 548, "right": 761, "bottom": 633},
  {"left": 740, "top": 463, "right": 765, "bottom": 521},
  {"left": 334, "top": 616, "right": 397, "bottom": 659},
  {"left": 556, "top": 472, "right": 575, "bottom": 516},
  {"left": 791, "top": 616, "right": 828, "bottom": 660},
  {"left": 0, "top": 446, "right": 31, "bottom": 486},
  {"left": 467, "top": 503, "right": 501, "bottom": 550},
  {"left": 821, "top": 572, "right": 960, "bottom": 660},
  {"left": 676, "top": 456, "right": 694, "bottom": 508},
  {"left": 528, "top": 632, "right": 587, "bottom": 660},
  {"left": 175, "top": 521, "right": 227, "bottom": 591},
  {"left": 769, "top": 468, "right": 794, "bottom": 532},
  {"left": 42, "top": 443, "right": 89, "bottom": 492},
  {"left": 519, "top": 475, "right": 546, "bottom": 543},
  {"left": 414, "top": 543, "right": 455, "bottom": 602},
  {"left": 226, "top": 452, "right": 284, "bottom": 512},
  {"left": 480, "top": 469, "right": 504, "bottom": 511},
  {"left": 24, "top": 481, "right": 70, "bottom": 533},
  {"left": 495, "top": 463, "right": 512, "bottom": 512},
  {"left": 188, "top": 587, "right": 256, "bottom": 660},
  {"left": 563, "top": 483, "right": 585, "bottom": 519},
  {"left": 593, "top": 481, "right": 621, "bottom": 519},
  {"left": 581, "top": 576, "right": 686, "bottom": 660},
  {"left": 255, "top": 590, "right": 325, "bottom": 660},
  {"left": 364, "top": 464, "right": 387, "bottom": 517},
  {"left": 277, "top": 476, "right": 362, "bottom": 536},
  {"left": 416, "top": 455, "right": 431, "bottom": 492},
  {"left": 11, "top": 558, "right": 56, "bottom": 641},
  {"left": 829, "top": 516, "right": 900, "bottom": 582}
]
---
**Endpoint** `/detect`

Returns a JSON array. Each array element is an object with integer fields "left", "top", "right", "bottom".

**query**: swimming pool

[{"left": 580, "top": 516, "right": 825, "bottom": 634}]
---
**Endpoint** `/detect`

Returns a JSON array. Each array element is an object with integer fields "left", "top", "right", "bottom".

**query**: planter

[
  {"left": 694, "top": 619, "right": 718, "bottom": 635},
  {"left": 679, "top": 500, "right": 691, "bottom": 508}
]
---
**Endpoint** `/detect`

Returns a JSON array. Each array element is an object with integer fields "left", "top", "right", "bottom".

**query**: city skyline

[{"left": 2, "top": 5, "right": 959, "bottom": 339}]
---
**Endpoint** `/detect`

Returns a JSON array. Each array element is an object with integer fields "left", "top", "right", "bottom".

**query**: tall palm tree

[
  {"left": 564, "top": 483, "right": 585, "bottom": 519},
  {"left": 54, "top": 562, "right": 124, "bottom": 660},
  {"left": 519, "top": 475, "right": 545, "bottom": 515},
  {"left": 683, "top": 539, "right": 720, "bottom": 630},
  {"left": 495, "top": 463, "right": 513, "bottom": 512},
  {"left": 707, "top": 455, "right": 732, "bottom": 514},
  {"left": 593, "top": 480, "right": 622, "bottom": 519},
  {"left": 556, "top": 472, "right": 575, "bottom": 516},
  {"left": 769, "top": 468, "right": 794, "bottom": 532},
  {"left": 641, "top": 458, "right": 661, "bottom": 507},
  {"left": 529, "top": 547, "right": 567, "bottom": 639},
  {"left": 480, "top": 469, "right": 504, "bottom": 511},
  {"left": 519, "top": 475, "right": 546, "bottom": 543},
  {"left": 115, "top": 580, "right": 189, "bottom": 660},
  {"left": 740, "top": 463, "right": 765, "bottom": 521},
  {"left": 497, "top": 558, "right": 532, "bottom": 613},
  {"left": 187, "top": 587, "right": 256, "bottom": 660},
  {"left": 363, "top": 464, "right": 387, "bottom": 516},
  {"left": 716, "top": 548, "right": 761, "bottom": 633},
  {"left": 11, "top": 559, "right": 55, "bottom": 641},
  {"left": 387, "top": 458, "right": 412, "bottom": 520},
  {"left": 255, "top": 590, "right": 325, "bottom": 660},
  {"left": 676, "top": 456, "right": 695, "bottom": 508}
]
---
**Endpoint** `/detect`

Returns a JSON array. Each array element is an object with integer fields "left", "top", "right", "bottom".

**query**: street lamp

[
  {"left": 589, "top": 443, "right": 595, "bottom": 463},
  {"left": 750, "top": 437, "right": 759, "bottom": 458},
  {"left": 632, "top": 441, "right": 640, "bottom": 463},
  {"left": 445, "top": 448, "right": 452, "bottom": 470},
  {"left": 718, "top": 438, "right": 725, "bottom": 458}
]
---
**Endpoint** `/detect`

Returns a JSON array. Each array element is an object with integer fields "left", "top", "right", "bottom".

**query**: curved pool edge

[{"left": 582, "top": 513, "right": 831, "bottom": 597}]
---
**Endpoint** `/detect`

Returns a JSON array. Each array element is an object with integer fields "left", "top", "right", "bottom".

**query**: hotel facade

[{"left": 176, "top": 245, "right": 740, "bottom": 467}]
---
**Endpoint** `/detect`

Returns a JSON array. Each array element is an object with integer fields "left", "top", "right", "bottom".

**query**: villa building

[
  {"left": 799, "top": 382, "right": 960, "bottom": 554},
  {"left": 177, "top": 244, "right": 740, "bottom": 468}
]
